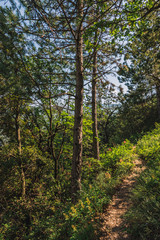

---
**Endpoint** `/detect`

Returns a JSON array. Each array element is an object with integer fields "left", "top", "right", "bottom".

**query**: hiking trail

[{"left": 99, "top": 157, "right": 146, "bottom": 240}]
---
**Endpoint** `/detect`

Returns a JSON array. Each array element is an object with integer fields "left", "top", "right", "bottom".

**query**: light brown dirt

[{"left": 99, "top": 158, "right": 146, "bottom": 240}]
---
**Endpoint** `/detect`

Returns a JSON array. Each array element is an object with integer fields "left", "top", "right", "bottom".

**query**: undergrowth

[{"left": 0, "top": 141, "right": 135, "bottom": 240}]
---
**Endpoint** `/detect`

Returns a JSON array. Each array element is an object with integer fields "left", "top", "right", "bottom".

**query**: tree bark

[
  {"left": 15, "top": 103, "right": 26, "bottom": 199},
  {"left": 92, "top": 32, "right": 100, "bottom": 160},
  {"left": 156, "top": 84, "right": 160, "bottom": 120},
  {"left": 49, "top": 95, "right": 58, "bottom": 179},
  {"left": 71, "top": 0, "right": 84, "bottom": 204}
]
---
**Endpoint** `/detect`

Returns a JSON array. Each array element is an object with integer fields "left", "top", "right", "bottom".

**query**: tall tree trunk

[
  {"left": 92, "top": 32, "right": 100, "bottom": 160},
  {"left": 15, "top": 104, "right": 26, "bottom": 199},
  {"left": 156, "top": 84, "right": 160, "bottom": 120},
  {"left": 49, "top": 95, "right": 58, "bottom": 179},
  {"left": 71, "top": 0, "right": 84, "bottom": 203}
]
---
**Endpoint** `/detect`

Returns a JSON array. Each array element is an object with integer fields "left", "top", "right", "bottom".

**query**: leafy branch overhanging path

[{"left": 99, "top": 157, "right": 146, "bottom": 240}]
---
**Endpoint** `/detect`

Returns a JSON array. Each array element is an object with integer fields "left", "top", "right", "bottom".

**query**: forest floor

[{"left": 98, "top": 157, "right": 146, "bottom": 240}]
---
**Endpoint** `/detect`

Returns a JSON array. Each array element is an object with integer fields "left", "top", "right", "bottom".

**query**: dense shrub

[{"left": 100, "top": 140, "right": 134, "bottom": 176}]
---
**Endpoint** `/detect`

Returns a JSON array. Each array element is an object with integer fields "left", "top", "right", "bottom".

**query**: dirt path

[{"left": 99, "top": 158, "right": 145, "bottom": 240}]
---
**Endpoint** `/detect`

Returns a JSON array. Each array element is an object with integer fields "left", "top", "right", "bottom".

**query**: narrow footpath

[{"left": 99, "top": 158, "right": 146, "bottom": 240}]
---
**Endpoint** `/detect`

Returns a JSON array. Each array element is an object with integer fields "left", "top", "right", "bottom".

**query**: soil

[{"left": 99, "top": 157, "right": 146, "bottom": 240}]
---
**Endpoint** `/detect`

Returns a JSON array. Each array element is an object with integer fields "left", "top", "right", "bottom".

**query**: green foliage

[
  {"left": 100, "top": 140, "right": 134, "bottom": 176},
  {"left": 82, "top": 158, "right": 102, "bottom": 184},
  {"left": 82, "top": 108, "right": 94, "bottom": 155},
  {"left": 136, "top": 123, "right": 160, "bottom": 163},
  {"left": 107, "top": 98, "right": 158, "bottom": 145}
]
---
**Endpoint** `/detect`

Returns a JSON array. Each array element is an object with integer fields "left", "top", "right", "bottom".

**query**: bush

[{"left": 100, "top": 140, "right": 134, "bottom": 176}]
